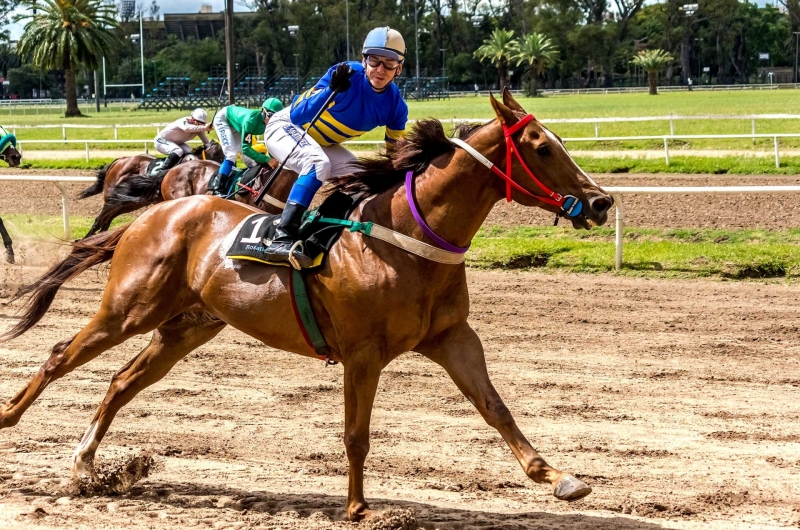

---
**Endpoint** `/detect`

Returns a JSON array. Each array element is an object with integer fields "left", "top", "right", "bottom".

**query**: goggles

[{"left": 365, "top": 55, "right": 401, "bottom": 70}]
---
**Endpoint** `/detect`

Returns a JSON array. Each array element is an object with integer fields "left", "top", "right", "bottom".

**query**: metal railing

[
  {"left": 605, "top": 186, "right": 800, "bottom": 271},
  {"left": 0, "top": 176, "right": 96, "bottom": 239}
]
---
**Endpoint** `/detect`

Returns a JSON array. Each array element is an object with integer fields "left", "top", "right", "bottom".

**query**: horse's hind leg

[
  {"left": 417, "top": 322, "right": 592, "bottom": 502},
  {"left": 72, "top": 314, "right": 225, "bottom": 481},
  {"left": 0, "top": 303, "right": 170, "bottom": 429}
]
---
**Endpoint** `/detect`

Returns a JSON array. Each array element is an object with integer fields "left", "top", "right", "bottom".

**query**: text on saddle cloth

[{"left": 226, "top": 191, "right": 362, "bottom": 268}]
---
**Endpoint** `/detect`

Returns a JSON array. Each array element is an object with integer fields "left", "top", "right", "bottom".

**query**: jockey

[
  {"left": 261, "top": 26, "right": 409, "bottom": 267},
  {"left": 208, "top": 98, "right": 285, "bottom": 196},
  {"left": 152, "top": 108, "right": 213, "bottom": 175}
]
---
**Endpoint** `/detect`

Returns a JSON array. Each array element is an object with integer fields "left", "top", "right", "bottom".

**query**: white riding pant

[
  {"left": 155, "top": 137, "right": 192, "bottom": 157},
  {"left": 213, "top": 109, "right": 241, "bottom": 164},
  {"left": 263, "top": 108, "right": 358, "bottom": 182}
]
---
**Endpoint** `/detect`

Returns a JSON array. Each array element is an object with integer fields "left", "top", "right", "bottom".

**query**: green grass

[
  {"left": 470, "top": 226, "right": 800, "bottom": 279},
  {"left": 2, "top": 214, "right": 135, "bottom": 241},
  {"left": 6, "top": 91, "right": 800, "bottom": 150},
  {"left": 16, "top": 154, "right": 800, "bottom": 175},
  {"left": 5, "top": 213, "right": 800, "bottom": 280}
]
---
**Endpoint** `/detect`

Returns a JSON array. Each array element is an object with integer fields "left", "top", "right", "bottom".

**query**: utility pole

[
  {"left": 414, "top": 0, "right": 420, "bottom": 96},
  {"left": 345, "top": 0, "right": 350, "bottom": 61},
  {"left": 225, "top": 0, "right": 235, "bottom": 105},
  {"left": 794, "top": 32, "right": 800, "bottom": 84},
  {"left": 94, "top": 71, "right": 100, "bottom": 112}
]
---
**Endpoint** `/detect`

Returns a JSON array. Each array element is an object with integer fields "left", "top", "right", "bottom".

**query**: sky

[{"left": 5, "top": 0, "right": 254, "bottom": 40}]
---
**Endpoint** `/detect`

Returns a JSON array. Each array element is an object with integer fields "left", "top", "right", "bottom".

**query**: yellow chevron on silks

[
  {"left": 307, "top": 126, "right": 333, "bottom": 147},
  {"left": 385, "top": 127, "right": 405, "bottom": 141},
  {"left": 320, "top": 110, "right": 367, "bottom": 138},
  {"left": 315, "top": 120, "right": 353, "bottom": 144}
]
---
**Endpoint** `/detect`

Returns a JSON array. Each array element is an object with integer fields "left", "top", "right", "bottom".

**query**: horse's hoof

[
  {"left": 4, "top": 249, "right": 14, "bottom": 264},
  {"left": 553, "top": 474, "right": 592, "bottom": 502}
]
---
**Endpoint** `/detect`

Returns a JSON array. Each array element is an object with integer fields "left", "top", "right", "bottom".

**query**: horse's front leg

[
  {"left": 417, "top": 322, "right": 591, "bottom": 502},
  {"left": 342, "top": 351, "right": 383, "bottom": 521}
]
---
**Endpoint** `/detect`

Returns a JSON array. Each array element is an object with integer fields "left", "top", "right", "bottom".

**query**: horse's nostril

[{"left": 589, "top": 196, "right": 612, "bottom": 215}]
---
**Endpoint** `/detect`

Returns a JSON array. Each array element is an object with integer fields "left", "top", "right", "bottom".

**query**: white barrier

[
  {"left": 604, "top": 186, "right": 800, "bottom": 271},
  {"left": 2, "top": 176, "right": 799, "bottom": 269},
  {"left": 8, "top": 113, "right": 800, "bottom": 139},
  {"left": 0, "top": 176, "right": 96, "bottom": 240}
]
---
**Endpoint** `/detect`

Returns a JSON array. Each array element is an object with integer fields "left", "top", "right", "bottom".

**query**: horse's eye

[{"left": 537, "top": 145, "right": 550, "bottom": 157}]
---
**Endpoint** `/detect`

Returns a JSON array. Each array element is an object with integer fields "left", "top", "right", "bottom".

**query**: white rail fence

[
  {"left": 7, "top": 114, "right": 800, "bottom": 140},
  {"left": 2, "top": 176, "right": 799, "bottom": 272},
  {"left": 605, "top": 186, "right": 800, "bottom": 271},
  {"left": 0, "top": 176, "right": 95, "bottom": 240},
  {"left": 12, "top": 133, "right": 800, "bottom": 166}
]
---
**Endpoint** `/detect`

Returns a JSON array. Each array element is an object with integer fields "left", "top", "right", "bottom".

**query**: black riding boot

[
  {"left": 207, "top": 170, "right": 230, "bottom": 197},
  {"left": 263, "top": 201, "right": 314, "bottom": 268},
  {"left": 153, "top": 152, "right": 181, "bottom": 177}
]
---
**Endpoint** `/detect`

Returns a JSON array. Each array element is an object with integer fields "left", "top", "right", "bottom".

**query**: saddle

[{"left": 226, "top": 191, "right": 363, "bottom": 269}]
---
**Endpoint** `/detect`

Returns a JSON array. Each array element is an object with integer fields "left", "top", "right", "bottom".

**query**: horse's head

[
  {"left": 204, "top": 140, "right": 224, "bottom": 163},
  {"left": 0, "top": 128, "right": 21, "bottom": 168},
  {"left": 484, "top": 89, "right": 613, "bottom": 229}
]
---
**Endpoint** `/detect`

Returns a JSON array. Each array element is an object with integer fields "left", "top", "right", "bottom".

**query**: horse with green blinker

[{"left": 0, "top": 90, "right": 613, "bottom": 521}]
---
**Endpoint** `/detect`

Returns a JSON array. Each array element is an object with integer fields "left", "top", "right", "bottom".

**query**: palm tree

[
  {"left": 474, "top": 28, "right": 517, "bottom": 90},
  {"left": 15, "top": 0, "right": 120, "bottom": 117},
  {"left": 513, "top": 33, "right": 559, "bottom": 97},
  {"left": 631, "top": 49, "right": 674, "bottom": 95}
]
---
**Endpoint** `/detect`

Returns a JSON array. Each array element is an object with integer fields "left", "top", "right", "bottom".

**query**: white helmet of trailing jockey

[
  {"left": 362, "top": 27, "right": 406, "bottom": 63},
  {"left": 191, "top": 108, "right": 208, "bottom": 124}
]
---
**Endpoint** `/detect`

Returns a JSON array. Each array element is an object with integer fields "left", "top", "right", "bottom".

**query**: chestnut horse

[
  {"left": 0, "top": 91, "right": 613, "bottom": 521},
  {"left": 79, "top": 141, "right": 225, "bottom": 237}
]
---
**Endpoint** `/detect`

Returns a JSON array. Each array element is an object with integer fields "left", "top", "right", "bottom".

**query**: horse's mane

[{"left": 328, "top": 119, "right": 487, "bottom": 196}]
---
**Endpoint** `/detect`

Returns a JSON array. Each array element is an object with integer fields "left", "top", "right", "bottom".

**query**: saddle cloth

[{"left": 226, "top": 191, "right": 361, "bottom": 268}]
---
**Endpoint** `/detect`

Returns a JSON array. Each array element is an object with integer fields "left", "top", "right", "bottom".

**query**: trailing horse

[
  {"left": 0, "top": 126, "right": 21, "bottom": 263},
  {"left": 79, "top": 141, "right": 225, "bottom": 237},
  {"left": 0, "top": 91, "right": 613, "bottom": 521}
]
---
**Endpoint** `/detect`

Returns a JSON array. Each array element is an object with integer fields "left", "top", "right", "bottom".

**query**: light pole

[
  {"left": 440, "top": 48, "right": 445, "bottom": 77},
  {"left": 224, "top": 0, "right": 234, "bottom": 104},
  {"left": 345, "top": 0, "right": 350, "bottom": 61},
  {"left": 414, "top": 0, "right": 420, "bottom": 96},
  {"left": 794, "top": 32, "right": 800, "bottom": 84},
  {"left": 293, "top": 53, "right": 300, "bottom": 95}
]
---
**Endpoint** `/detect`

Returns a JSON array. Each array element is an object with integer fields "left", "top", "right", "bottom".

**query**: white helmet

[{"left": 191, "top": 108, "right": 208, "bottom": 123}]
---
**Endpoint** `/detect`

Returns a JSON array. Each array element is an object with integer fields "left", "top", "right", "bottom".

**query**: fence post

[
  {"left": 594, "top": 121, "right": 599, "bottom": 138},
  {"left": 669, "top": 118, "right": 674, "bottom": 136},
  {"left": 85, "top": 142, "right": 90, "bottom": 162},
  {"left": 62, "top": 125, "right": 66, "bottom": 141},
  {"left": 774, "top": 136, "right": 780, "bottom": 168},
  {"left": 751, "top": 119, "right": 756, "bottom": 145},
  {"left": 613, "top": 193, "right": 624, "bottom": 271},
  {"left": 144, "top": 142, "right": 149, "bottom": 155},
  {"left": 114, "top": 125, "right": 118, "bottom": 140},
  {"left": 663, "top": 137, "right": 670, "bottom": 166}
]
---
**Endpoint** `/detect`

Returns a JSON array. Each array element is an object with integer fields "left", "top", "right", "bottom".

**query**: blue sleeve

[
  {"left": 385, "top": 97, "right": 408, "bottom": 144},
  {"left": 289, "top": 64, "right": 337, "bottom": 125}
]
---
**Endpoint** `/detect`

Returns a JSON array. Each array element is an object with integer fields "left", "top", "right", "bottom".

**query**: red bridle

[{"left": 449, "top": 113, "right": 581, "bottom": 218}]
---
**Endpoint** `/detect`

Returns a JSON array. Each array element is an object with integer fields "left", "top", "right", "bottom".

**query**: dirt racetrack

[{"left": 0, "top": 171, "right": 799, "bottom": 529}]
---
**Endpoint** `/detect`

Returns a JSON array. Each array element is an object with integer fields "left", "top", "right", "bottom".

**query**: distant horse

[
  {"left": 79, "top": 141, "right": 225, "bottom": 237},
  {"left": 80, "top": 154, "right": 294, "bottom": 238},
  {"left": 1, "top": 126, "right": 22, "bottom": 263},
  {"left": 0, "top": 91, "right": 613, "bottom": 520}
]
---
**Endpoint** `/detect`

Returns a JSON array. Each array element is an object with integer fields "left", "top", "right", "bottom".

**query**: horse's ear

[
  {"left": 502, "top": 87, "right": 526, "bottom": 113},
  {"left": 490, "top": 92, "right": 519, "bottom": 126}
]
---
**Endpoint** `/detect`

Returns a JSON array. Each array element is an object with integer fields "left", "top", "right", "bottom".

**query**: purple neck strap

[{"left": 405, "top": 171, "right": 470, "bottom": 254}]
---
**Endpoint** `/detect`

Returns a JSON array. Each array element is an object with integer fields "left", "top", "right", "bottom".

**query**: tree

[
  {"left": 631, "top": 48, "right": 673, "bottom": 94},
  {"left": 15, "top": 0, "right": 121, "bottom": 117},
  {"left": 513, "top": 33, "right": 559, "bottom": 96},
  {"left": 474, "top": 28, "right": 517, "bottom": 89},
  {"left": 8, "top": 64, "right": 55, "bottom": 97}
]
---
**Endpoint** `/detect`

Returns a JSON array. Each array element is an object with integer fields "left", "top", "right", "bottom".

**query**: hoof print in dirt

[
  {"left": 361, "top": 509, "right": 419, "bottom": 530},
  {"left": 75, "top": 452, "right": 156, "bottom": 496}
]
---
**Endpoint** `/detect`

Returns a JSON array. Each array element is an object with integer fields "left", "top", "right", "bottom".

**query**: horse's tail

[
  {"left": 106, "top": 173, "right": 164, "bottom": 208},
  {"left": 78, "top": 159, "right": 118, "bottom": 199},
  {"left": 2, "top": 225, "right": 130, "bottom": 341}
]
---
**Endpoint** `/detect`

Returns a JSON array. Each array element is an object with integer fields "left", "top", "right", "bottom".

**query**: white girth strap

[
  {"left": 262, "top": 194, "right": 286, "bottom": 209},
  {"left": 366, "top": 224, "right": 465, "bottom": 265},
  {"left": 449, "top": 137, "right": 494, "bottom": 169}
]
